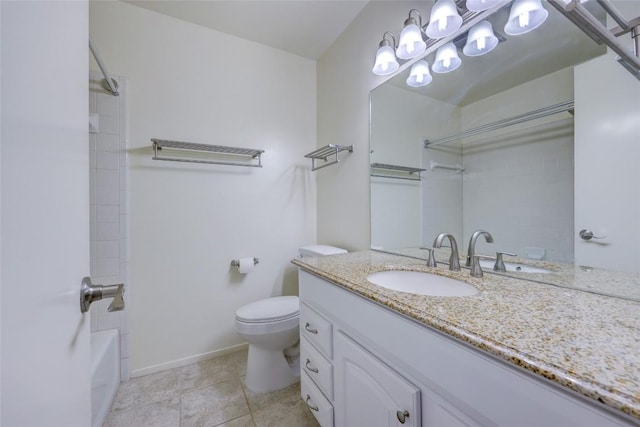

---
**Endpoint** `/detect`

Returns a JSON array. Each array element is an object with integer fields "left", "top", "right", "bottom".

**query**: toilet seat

[{"left": 235, "top": 296, "right": 299, "bottom": 323}]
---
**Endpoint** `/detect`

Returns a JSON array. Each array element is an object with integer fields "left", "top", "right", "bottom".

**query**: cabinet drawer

[
  {"left": 301, "top": 336, "right": 333, "bottom": 399},
  {"left": 300, "top": 302, "right": 333, "bottom": 358},
  {"left": 301, "top": 370, "right": 334, "bottom": 427}
]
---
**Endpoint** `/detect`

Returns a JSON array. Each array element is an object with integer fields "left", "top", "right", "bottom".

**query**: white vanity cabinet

[
  {"left": 335, "top": 331, "right": 421, "bottom": 427},
  {"left": 300, "top": 302, "right": 335, "bottom": 426},
  {"left": 298, "top": 269, "right": 636, "bottom": 427}
]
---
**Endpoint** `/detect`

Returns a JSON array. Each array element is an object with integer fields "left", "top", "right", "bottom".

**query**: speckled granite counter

[
  {"left": 292, "top": 250, "right": 640, "bottom": 422},
  {"left": 389, "top": 246, "right": 640, "bottom": 302}
]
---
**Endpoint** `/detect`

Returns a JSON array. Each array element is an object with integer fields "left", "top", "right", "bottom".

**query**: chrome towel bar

[
  {"left": 152, "top": 139, "right": 264, "bottom": 167},
  {"left": 304, "top": 144, "right": 353, "bottom": 171},
  {"left": 370, "top": 163, "right": 426, "bottom": 181}
]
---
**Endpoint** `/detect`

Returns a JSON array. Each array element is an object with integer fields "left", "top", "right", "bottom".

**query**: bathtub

[{"left": 91, "top": 329, "right": 120, "bottom": 427}]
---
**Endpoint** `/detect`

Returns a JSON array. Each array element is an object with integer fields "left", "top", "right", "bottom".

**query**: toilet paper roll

[{"left": 237, "top": 257, "right": 255, "bottom": 274}]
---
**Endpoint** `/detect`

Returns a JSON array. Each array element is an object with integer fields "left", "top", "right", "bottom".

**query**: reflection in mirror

[{"left": 369, "top": 1, "right": 640, "bottom": 301}]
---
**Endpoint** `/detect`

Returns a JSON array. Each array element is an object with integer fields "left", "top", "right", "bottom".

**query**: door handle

[
  {"left": 80, "top": 277, "right": 125, "bottom": 313},
  {"left": 579, "top": 229, "right": 606, "bottom": 241}
]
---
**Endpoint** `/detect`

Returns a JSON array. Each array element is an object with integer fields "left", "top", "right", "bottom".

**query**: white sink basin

[
  {"left": 367, "top": 271, "right": 479, "bottom": 297},
  {"left": 479, "top": 260, "right": 551, "bottom": 274}
]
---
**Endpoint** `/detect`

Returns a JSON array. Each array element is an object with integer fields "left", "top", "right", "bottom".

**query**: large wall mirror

[{"left": 369, "top": 0, "right": 640, "bottom": 300}]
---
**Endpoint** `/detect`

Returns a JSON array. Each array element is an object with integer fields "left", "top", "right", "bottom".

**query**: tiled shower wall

[
  {"left": 462, "top": 125, "right": 574, "bottom": 263},
  {"left": 89, "top": 74, "right": 130, "bottom": 380}
]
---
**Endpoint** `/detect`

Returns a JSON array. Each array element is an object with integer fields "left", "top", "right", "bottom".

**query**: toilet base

[{"left": 244, "top": 344, "right": 300, "bottom": 393}]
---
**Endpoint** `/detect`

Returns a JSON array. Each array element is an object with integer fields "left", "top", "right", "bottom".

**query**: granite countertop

[
  {"left": 389, "top": 246, "right": 640, "bottom": 302},
  {"left": 292, "top": 250, "right": 640, "bottom": 422}
]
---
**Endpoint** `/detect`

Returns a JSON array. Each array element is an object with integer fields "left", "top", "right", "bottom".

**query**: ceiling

[{"left": 123, "top": 0, "right": 369, "bottom": 60}]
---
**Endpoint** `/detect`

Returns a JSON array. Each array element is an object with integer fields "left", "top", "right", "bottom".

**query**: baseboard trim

[{"left": 129, "top": 342, "right": 248, "bottom": 378}]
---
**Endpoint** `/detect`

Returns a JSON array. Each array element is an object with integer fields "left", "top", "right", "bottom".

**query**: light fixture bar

[
  {"left": 372, "top": 0, "right": 512, "bottom": 84},
  {"left": 596, "top": 0, "right": 630, "bottom": 30},
  {"left": 548, "top": 0, "right": 640, "bottom": 80}
]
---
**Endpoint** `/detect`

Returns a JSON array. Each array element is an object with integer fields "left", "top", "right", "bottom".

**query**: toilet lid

[{"left": 235, "top": 296, "right": 299, "bottom": 323}]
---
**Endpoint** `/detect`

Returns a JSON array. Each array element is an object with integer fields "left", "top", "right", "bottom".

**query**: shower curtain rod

[{"left": 89, "top": 37, "right": 119, "bottom": 96}]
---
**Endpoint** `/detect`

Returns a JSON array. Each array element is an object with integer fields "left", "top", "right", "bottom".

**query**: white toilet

[{"left": 235, "top": 245, "right": 347, "bottom": 393}]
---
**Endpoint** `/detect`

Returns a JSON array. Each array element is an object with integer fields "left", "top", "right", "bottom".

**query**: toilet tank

[{"left": 299, "top": 245, "right": 347, "bottom": 258}]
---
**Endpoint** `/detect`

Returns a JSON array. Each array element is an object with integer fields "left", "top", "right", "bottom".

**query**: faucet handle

[
  {"left": 470, "top": 255, "right": 494, "bottom": 278},
  {"left": 419, "top": 247, "right": 437, "bottom": 267},
  {"left": 494, "top": 251, "right": 517, "bottom": 272}
]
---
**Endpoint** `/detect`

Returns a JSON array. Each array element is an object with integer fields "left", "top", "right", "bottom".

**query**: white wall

[
  {"left": 422, "top": 143, "right": 464, "bottom": 247},
  {"left": 370, "top": 83, "right": 463, "bottom": 249},
  {"left": 90, "top": 1, "right": 317, "bottom": 375},
  {"left": 370, "top": 84, "right": 425, "bottom": 249},
  {"left": 460, "top": 68, "right": 575, "bottom": 262},
  {"left": 0, "top": 2, "right": 3, "bottom": 420},
  {"left": 317, "top": 1, "right": 426, "bottom": 251}
]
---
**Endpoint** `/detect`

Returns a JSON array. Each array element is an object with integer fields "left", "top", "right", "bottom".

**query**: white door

[
  {"left": 334, "top": 331, "right": 421, "bottom": 427},
  {"left": 574, "top": 51, "right": 640, "bottom": 272},
  {"left": 1, "top": 1, "right": 91, "bottom": 426}
]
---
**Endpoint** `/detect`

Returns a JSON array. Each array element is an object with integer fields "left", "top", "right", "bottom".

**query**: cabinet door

[{"left": 335, "top": 331, "right": 420, "bottom": 427}]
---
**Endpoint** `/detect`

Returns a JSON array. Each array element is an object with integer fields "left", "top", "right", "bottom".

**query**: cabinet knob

[
  {"left": 305, "top": 358, "right": 319, "bottom": 373},
  {"left": 305, "top": 394, "right": 319, "bottom": 412},
  {"left": 396, "top": 410, "right": 410, "bottom": 424},
  {"left": 304, "top": 322, "right": 318, "bottom": 334}
]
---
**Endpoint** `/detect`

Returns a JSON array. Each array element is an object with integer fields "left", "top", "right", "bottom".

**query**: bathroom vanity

[{"left": 293, "top": 251, "right": 640, "bottom": 427}]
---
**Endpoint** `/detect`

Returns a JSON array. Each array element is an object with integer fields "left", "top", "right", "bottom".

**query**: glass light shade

[
  {"left": 372, "top": 45, "right": 399, "bottom": 76},
  {"left": 406, "top": 60, "right": 433, "bottom": 87},
  {"left": 397, "top": 22, "right": 427, "bottom": 60},
  {"left": 504, "top": 0, "right": 549, "bottom": 36},
  {"left": 466, "top": 0, "right": 503, "bottom": 12},
  {"left": 432, "top": 42, "right": 462, "bottom": 73},
  {"left": 425, "top": 0, "right": 463, "bottom": 39},
  {"left": 463, "top": 21, "right": 499, "bottom": 56}
]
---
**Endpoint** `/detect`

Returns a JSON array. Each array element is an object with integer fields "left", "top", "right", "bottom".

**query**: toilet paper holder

[{"left": 230, "top": 258, "right": 260, "bottom": 268}]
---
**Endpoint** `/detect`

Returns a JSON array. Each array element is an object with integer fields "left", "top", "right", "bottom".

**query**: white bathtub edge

[{"left": 91, "top": 329, "right": 120, "bottom": 427}]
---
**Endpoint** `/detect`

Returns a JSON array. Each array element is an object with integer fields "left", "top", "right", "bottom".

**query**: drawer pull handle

[
  {"left": 304, "top": 322, "right": 318, "bottom": 334},
  {"left": 397, "top": 410, "right": 410, "bottom": 424},
  {"left": 305, "top": 358, "right": 319, "bottom": 373},
  {"left": 305, "top": 394, "right": 319, "bottom": 412}
]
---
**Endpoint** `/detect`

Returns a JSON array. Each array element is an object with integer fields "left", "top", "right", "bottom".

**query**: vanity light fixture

[
  {"left": 466, "top": 0, "right": 504, "bottom": 12},
  {"left": 372, "top": 32, "right": 400, "bottom": 76},
  {"left": 396, "top": 9, "right": 427, "bottom": 60},
  {"left": 432, "top": 41, "right": 462, "bottom": 73},
  {"left": 406, "top": 60, "right": 433, "bottom": 87},
  {"left": 463, "top": 20, "right": 500, "bottom": 56},
  {"left": 504, "top": 0, "right": 549, "bottom": 36},
  {"left": 425, "top": 0, "right": 463, "bottom": 39}
]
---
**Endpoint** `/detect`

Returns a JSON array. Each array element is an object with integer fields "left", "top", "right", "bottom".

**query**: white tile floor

[{"left": 104, "top": 349, "right": 319, "bottom": 427}]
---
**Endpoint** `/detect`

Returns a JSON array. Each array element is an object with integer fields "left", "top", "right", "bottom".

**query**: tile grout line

[{"left": 238, "top": 374, "right": 257, "bottom": 427}]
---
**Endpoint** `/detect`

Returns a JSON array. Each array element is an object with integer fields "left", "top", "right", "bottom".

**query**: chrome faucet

[
  {"left": 466, "top": 230, "right": 494, "bottom": 267},
  {"left": 433, "top": 233, "right": 460, "bottom": 271},
  {"left": 419, "top": 247, "right": 437, "bottom": 267}
]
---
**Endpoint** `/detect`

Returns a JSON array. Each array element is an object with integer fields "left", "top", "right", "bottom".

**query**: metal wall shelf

[
  {"left": 370, "top": 163, "right": 426, "bottom": 181},
  {"left": 305, "top": 144, "right": 353, "bottom": 171},
  {"left": 152, "top": 139, "right": 264, "bottom": 167}
]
